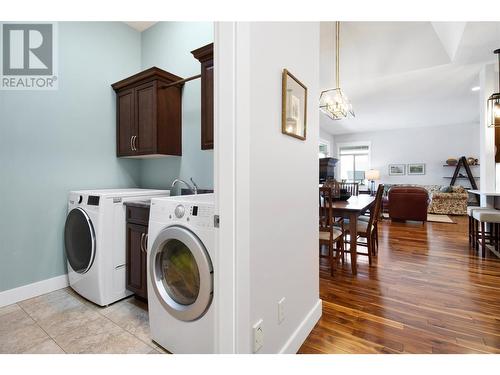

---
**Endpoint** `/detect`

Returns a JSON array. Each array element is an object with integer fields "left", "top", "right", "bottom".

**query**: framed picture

[
  {"left": 282, "top": 69, "right": 307, "bottom": 140},
  {"left": 408, "top": 163, "right": 426, "bottom": 175},
  {"left": 389, "top": 164, "right": 406, "bottom": 176}
]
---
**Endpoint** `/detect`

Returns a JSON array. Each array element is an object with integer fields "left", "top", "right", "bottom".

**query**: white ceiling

[
  {"left": 320, "top": 22, "right": 500, "bottom": 135},
  {"left": 124, "top": 21, "right": 157, "bottom": 32}
]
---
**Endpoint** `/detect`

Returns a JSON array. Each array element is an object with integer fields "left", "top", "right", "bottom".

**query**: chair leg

[
  {"left": 481, "top": 221, "right": 486, "bottom": 258},
  {"left": 488, "top": 223, "right": 496, "bottom": 245},
  {"left": 331, "top": 237, "right": 344, "bottom": 276},
  {"left": 473, "top": 219, "right": 479, "bottom": 252},
  {"left": 493, "top": 223, "right": 500, "bottom": 252},
  {"left": 341, "top": 237, "right": 345, "bottom": 265},
  {"left": 336, "top": 237, "right": 343, "bottom": 269},
  {"left": 330, "top": 245, "right": 335, "bottom": 277},
  {"left": 367, "top": 235, "right": 372, "bottom": 266},
  {"left": 468, "top": 216, "right": 472, "bottom": 245},
  {"left": 472, "top": 216, "right": 476, "bottom": 250}
]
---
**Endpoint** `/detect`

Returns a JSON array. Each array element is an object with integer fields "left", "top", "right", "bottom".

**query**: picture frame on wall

[
  {"left": 282, "top": 68, "right": 307, "bottom": 140},
  {"left": 408, "top": 163, "right": 426, "bottom": 175},
  {"left": 388, "top": 164, "right": 406, "bottom": 176}
]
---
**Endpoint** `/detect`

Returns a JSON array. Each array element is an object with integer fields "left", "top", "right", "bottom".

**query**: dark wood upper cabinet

[
  {"left": 112, "top": 67, "right": 183, "bottom": 157},
  {"left": 191, "top": 43, "right": 214, "bottom": 150}
]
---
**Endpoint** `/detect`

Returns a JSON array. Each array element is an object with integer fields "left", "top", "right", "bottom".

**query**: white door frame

[{"left": 213, "top": 22, "right": 252, "bottom": 353}]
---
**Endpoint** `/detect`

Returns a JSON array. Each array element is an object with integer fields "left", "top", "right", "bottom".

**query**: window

[
  {"left": 319, "top": 139, "right": 330, "bottom": 158},
  {"left": 338, "top": 143, "right": 370, "bottom": 187}
]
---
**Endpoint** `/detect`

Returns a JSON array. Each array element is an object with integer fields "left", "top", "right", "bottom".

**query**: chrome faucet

[
  {"left": 171, "top": 178, "right": 198, "bottom": 195},
  {"left": 189, "top": 177, "right": 199, "bottom": 194}
]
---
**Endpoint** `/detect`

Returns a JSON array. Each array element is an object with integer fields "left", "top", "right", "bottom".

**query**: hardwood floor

[{"left": 299, "top": 216, "right": 500, "bottom": 354}]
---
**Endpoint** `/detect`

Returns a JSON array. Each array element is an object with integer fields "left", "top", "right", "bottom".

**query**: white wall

[
  {"left": 247, "top": 22, "right": 321, "bottom": 354},
  {"left": 333, "top": 122, "right": 480, "bottom": 187},
  {"left": 218, "top": 22, "right": 321, "bottom": 353},
  {"left": 319, "top": 128, "right": 336, "bottom": 157}
]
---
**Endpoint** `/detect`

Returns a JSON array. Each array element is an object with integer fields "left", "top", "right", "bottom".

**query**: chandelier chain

[{"left": 335, "top": 21, "right": 340, "bottom": 89}]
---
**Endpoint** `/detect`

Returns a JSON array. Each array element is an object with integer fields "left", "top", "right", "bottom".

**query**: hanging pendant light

[
  {"left": 487, "top": 49, "right": 500, "bottom": 128},
  {"left": 319, "top": 21, "right": 355, "bottom": 120}
]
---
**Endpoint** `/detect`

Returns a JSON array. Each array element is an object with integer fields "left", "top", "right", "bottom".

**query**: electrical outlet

[
  {"left": 253, "top": 319, "right": 264, "bottom": 353},
  {"left": 278, "top": 297, "right": 285, "bottom": 324}
]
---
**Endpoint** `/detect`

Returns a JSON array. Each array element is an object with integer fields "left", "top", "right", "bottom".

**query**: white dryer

[
  {"left": 147, "top": 194, "right": 216, "bottom": 353},
  {"left": 64, "top": 189, "right": 170, "bottom": 306}
]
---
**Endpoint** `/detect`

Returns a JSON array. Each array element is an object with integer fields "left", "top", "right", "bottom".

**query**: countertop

[{"left": 469, "top": 190, "right": 500, "bottom": 196}]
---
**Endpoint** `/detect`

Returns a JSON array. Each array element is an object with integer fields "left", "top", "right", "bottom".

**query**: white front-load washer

[
  {"left": 147, "top": 193, "right": 216, "bottom": 353},
  {"left": 64, "top": 189, "right": 170, "bottom": 306}
]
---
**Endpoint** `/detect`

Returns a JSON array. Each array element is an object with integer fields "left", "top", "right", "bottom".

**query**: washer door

[
  {"left": 64, "top": 208, "right": 96, "bottom": 274},
  {"left": 150, "top": 225, "right": 213, "bottom": 322}
]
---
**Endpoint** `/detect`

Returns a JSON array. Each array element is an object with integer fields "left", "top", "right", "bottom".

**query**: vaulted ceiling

[{"left": 320, "top": 22, "right": 500, "bottom": 135}]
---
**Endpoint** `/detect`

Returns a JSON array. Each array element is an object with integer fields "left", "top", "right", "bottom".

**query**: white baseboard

[
  {"left": 0, "top": 274, "right": 69, "bottom": 308},
  {"left": 279, "top": 298, "right": 322, "bottom": 354}
]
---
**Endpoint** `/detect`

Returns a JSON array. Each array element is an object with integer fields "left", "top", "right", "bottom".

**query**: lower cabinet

[{"left": 125, "top": 206, "right": 150, "bottom": 300}]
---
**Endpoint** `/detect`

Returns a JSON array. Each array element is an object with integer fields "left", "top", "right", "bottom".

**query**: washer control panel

[
  {"left": 190, "top": 205, "right": 212, "bottom": 218},
  {"left": 150, "top": 198, "right": 215, "bottom": 228}
]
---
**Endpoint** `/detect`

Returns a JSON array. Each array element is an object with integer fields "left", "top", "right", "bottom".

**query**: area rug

[
  {"left": 427, "top": 214, "right": 456, "bottom": 224},
  {"left": 382, "top": 213, "right": 456, "bottom": 224}
]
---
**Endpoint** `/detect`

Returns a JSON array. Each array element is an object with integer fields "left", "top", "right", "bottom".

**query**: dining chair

[
  {"left": 344, "top": 184, "right": 384, "bottom": 265},
  {"left": 319, "top": 186, "right": 344, "bottom": 275},
  {"left": 359, "top": 184, "right": 384, "bottom": 255},
  {"left": 339, "top": 182, "right": 359, "bottom": 196}
]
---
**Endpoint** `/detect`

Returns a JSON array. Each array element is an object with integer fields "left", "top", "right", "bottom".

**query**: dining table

[{"left": 330, "top": 195, "right": 376, "bottom": 275}]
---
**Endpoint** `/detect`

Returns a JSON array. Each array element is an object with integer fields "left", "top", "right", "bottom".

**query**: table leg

[{"left": 349, "top": 212, "right": 357, "bottom": 275}]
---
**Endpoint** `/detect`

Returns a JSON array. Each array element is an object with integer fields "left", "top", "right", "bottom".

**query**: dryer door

[
  {"left": 64, "top": 208, "right": 96, "bottom": 274},
  {"left": 150, "top": 225, "right": 213, "bottom": 322}
]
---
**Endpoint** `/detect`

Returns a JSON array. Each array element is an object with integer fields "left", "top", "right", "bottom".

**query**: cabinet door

[
  {"left": 201, "top": 60, "right": 214, "bottom": 150},
  {"left": 126, "top": 223, "right": 148, "bottom": 299},
  {"left": 135, "top": 82, "right": 157, "bottom": 154},
  {"left": 117, "top": 89, "right": 136, "bottom": 156}
]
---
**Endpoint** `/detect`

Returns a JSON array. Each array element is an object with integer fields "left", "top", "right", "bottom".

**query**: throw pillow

[{"left": 439, "top": 186, "right": 452, "bottom": 193}]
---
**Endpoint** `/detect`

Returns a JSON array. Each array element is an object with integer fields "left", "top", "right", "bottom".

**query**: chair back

[
  {"left": 367, "top": 184, "right": 385, "bottom": 229},
  {"left": 319, "top": 187, "right": 335, "bottom": 231},
  {"left": 322, "top": 179, "right": 341, "bottom": 199},
  {"left": 339, "top": 182, "right": 359, "bottom": 196}
]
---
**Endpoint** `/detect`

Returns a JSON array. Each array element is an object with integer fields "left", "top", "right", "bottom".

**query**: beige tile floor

[{"left": 0, "top": 288, "right": 168, "bottom": 354}]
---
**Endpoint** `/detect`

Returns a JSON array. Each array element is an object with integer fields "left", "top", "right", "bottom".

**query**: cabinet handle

[
  {"left": 140, "top": 233, "right": 145, "bottom": 253},
  {"left": 130, "top": 136, "right": 134, "bottom": 151},
  {"left": 133, "top": 136, "right": 138, "bottom": 151},
  {"left": 144, "top": 234, "right": 148, "bottom": 253}
]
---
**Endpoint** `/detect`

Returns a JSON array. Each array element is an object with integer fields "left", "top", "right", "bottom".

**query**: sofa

[
  {"left": 388, "top": 187, "right": 430, "bottom": 222},
  {"left": 383, "top": 184, "right": 468, "bottom": 216},
  {"left": 427, "top": 185, "right": 468, "bottom": 215}
]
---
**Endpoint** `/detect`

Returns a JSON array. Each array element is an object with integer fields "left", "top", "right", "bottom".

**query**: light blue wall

[
  {"left": 0, "top": 21, "right": 213, "bottom": 292},
  {"left": 139, "top": 22, "right": 214, "bottom": 194},
  {"left": 0, "top": 22, "right": 142, "bottom": 292}
]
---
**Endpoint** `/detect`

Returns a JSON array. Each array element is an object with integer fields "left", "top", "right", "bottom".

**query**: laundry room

[
  {"left": 1, "top": 16, "right": 322, "bottom": 358},
  {"left": 0, "top": 21, "right": 215, "bottom": 353}
]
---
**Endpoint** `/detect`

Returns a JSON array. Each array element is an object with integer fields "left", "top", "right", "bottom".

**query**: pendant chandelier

[
  {"left": 487, "top": 48, "right": 500, "bottom": 128},
  {"left": 319, "top": 21, "right": 355, "bottom": 120}
]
